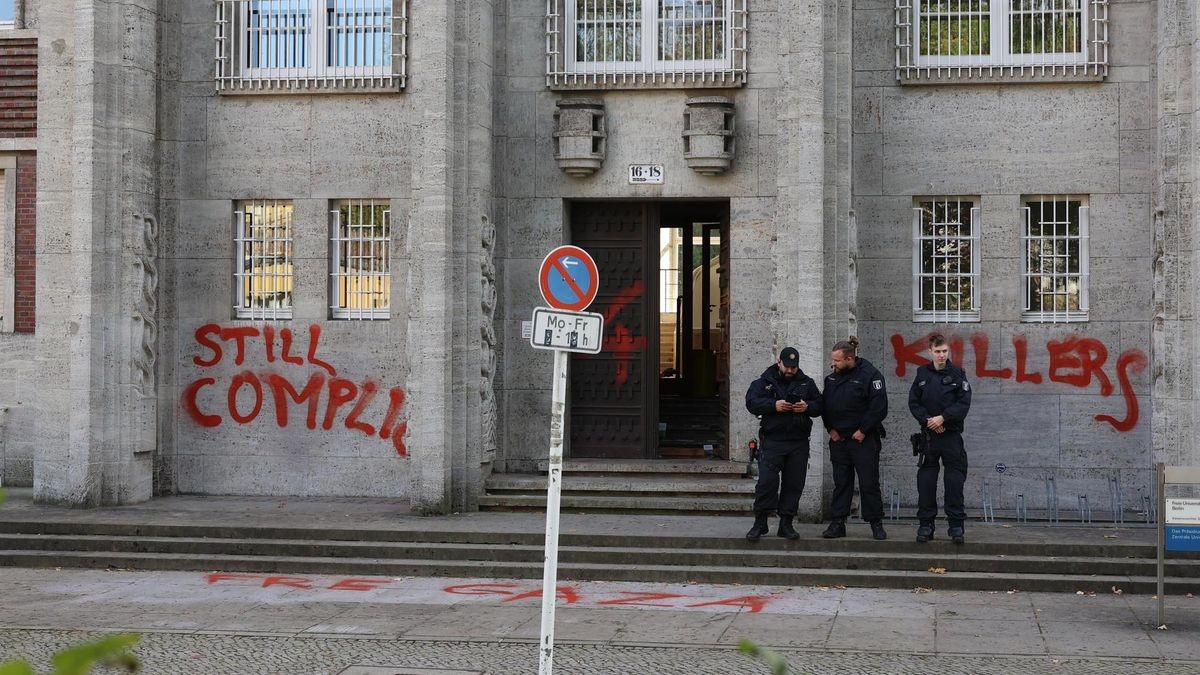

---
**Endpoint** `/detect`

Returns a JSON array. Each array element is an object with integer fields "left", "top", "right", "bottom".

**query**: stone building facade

[{"left": 0, "top": 0, "right": 1194, "bottom": 519}]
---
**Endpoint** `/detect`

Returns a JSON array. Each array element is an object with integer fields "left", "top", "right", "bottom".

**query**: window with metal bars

[
  {"left": 1022, "top": 196, "right": 1089, "bottom": 322},
  {"left": 216, "top": 0, "right": 408, "bottom": 92},
  {"left": 912, "top": 198, "right": 981, "bottom": 322},
  {"left": 895, "top": 0, "right": 1107, "bottom": 80},
  {"left": 330, "top": 200, "right": 391, "bottom": 320},
  {"left": 547, "top": 0, "right": 747, "bottom": 88},
  {"left": 234, "top": 200, "right": 294, "bottom": 320}
]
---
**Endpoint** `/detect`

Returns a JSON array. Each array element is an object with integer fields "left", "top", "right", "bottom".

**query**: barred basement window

[
  {"left": 912, "top": 197, "right": 981, "bottom": 322},
  {"left": 216, "top": 0, "right": 408, "bottom": 92},
  {"left": 895, "top": 0, "right": 1108, "bottom": 82},
  {"left": 546, "top": 0, "right": 747, "bottom": 88},
  {"left": 234, "top": 200, "right": 294, "bottom": 320},
  {"left": 1022, "top": 196, "right": 1089, "bottom": 323},
  {"left": 330, "top": 200, "right": 391, "bottom": 320}
]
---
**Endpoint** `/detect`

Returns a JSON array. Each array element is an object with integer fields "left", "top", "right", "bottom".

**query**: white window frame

[
  {"left": 895, "top": 0, "right": 1108, "bottom": 80},
  {"left": 217, "top": 0, "right": 408, "bottom": 92},
  {"left": 329, "top": 200, "right": 391, "bottom": 321},
  {"left": 912, "top": 197, "right": 981, "bottom": 323},
  {"left": 1021, "top": 195, "right": 1089, "bottom": 323},
  {"left": 234, "top": 200, "right": 295, "bottom": 321},
  {"left": 547, "top": 0, "right": 748, "bottom": 88}
]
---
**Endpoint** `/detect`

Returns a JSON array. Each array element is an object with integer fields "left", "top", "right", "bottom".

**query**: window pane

[
  {"left": 919, "top": 0, "right": 991, "bottom": 56},
  {"left": 576, "top": 0, "right": 643, "bottom": 63},
  {"left": 1024, "top": 198, "right": 1083, "bottom": 315},
  {"left": 1010, "top": 0, "right": 1082, "bottom": 54},
  {"left": 248, "top": 0, "right": 311, "bottom": 69},
  {"left": 658, "top": 0, "right": 727, "bottom": 61},
  {"left": 334, "top": 200, "right": 391, "bottom": 317},
  {"left": 917, "top": 199, "right": 977, "bottom": 315},
  {"left": 238, "top": 201, "right": 294, "bottom": 315},
  {"left": 326, "top": 0, "right": 393, "bottom": 67}
]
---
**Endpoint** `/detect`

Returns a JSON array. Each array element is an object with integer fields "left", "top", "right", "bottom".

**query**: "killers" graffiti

[
  {"left": 890, "top": 332, "right": 1148, "bottom": 433},
  {"left": 181, "top": 323, "right": 408, "bottom": 455}
]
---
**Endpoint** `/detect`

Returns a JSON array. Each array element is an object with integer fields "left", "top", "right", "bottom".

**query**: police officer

[
  {"left": 821, "top": 337, "right": 889, "bottom": 540},
  {"left": 744, "top": 347, "right": 823, "bottom": 541},
  {"left": 908, "top": 333, "right": 972, "bottom": 544}
]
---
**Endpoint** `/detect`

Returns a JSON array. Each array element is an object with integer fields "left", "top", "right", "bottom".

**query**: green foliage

[{"left": 737, "top": 638, "right": 793, "bottom": 675}]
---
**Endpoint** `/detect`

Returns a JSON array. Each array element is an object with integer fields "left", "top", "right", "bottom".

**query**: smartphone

[{"left": 785, "top": 394, "right": 801, "bottom": 404}]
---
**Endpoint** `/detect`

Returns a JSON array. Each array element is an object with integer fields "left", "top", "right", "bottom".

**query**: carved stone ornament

[
  {"left": 683, "top": 96, "right": 736, "bottom": 175},
  {"left": 132, "top": 214, "right": 159, "bottom": 399},
  {"left": 553, "top": 97, "right": 606, "bottom": 177}
]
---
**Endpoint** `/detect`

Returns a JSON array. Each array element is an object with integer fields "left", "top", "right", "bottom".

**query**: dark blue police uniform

[
  {"left": 822, "top": 357, "right": 888, "bottom": 524},
  {"left": 745, "top": 365, "right": 823, "bottom": 516},
  {"left": 908, "top": 360, "right": 972, "bottom": 535}
]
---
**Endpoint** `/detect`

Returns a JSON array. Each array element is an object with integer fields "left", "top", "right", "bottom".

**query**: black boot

[
  {"left": 870, "top": 521, "right": 888, "bottom": 541},
  {"left": 821, "top": 520, "right": 846, "bottom": 539},
  {"left": 948, "top": 524, "right": 965, "bottom": 544},
  {"left": 745, "top": 513, "right": 770, "bottom": 542},
  {"left": 916, "top": 522, "right": 934, "bottom": 543},
  {"left": 777, "top": 515, "right": 800, "bottom": 540}
]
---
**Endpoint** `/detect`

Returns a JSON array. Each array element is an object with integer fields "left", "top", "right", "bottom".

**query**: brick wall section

[
  {"left": 13, "top": 151, "right": 35, "bottom": 333},
  {"left": 0, "top": 37, "right": 37, "bottom": 139}
]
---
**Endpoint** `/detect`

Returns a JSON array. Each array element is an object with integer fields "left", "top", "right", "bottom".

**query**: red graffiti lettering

[
  {"left": 602, "top": 280, "right": 647, "bottom": 386},
  {"left": 503, "top": 586, "right": 582, "bottom": 604},
  {"left": 970, "top": 334, "right": 1012, "bottom": 380},
  {"left": 227, "top": 371, "right": 264, "bottom": 424},
  {"left": 220, "top": 326, "right": 261, "bottom": 366},
  {"left": 306, "top": 324, "right": 337, "bottom": 376},
  {"left": 193, "top": 324, "right": 223, "bottom": 367},
  {"left": 327, "top": 578, "right": 393, "bottom": 592},
  {"left": 685, "top": 595, "right": 772, "bottom": 613},
  {"left": 596, "top": 592, "right": 686, "bottom": 608},
  {"left": 206, "top": 572, "right": 258, "bottom": 585},
  {"left": 182, "top": 377, "right": 221, "bottom": 427},
  {"left": 1095, "top": 349, "right": 1149, "bottom": 432},
  {"left": 379, "top": 388, "right": 406, "bottom": 439},
  {"left": 266, "top": 372, "right": 325, "bottom": 430},
  {"left": 1013, "top": 335, "right": 1043, "bottom": 384},
  {"left": 345, "top": 380, "right": 380, "bottom": 436},
  {"left": 442, "top": 583, "right": 520, "bottom": 597},
  {"left": 261, "top": 576, "right": 314, "bottom": 590},
  {"left": 264, "top": 325, "right": 277, "bottom": 363},
  {"left": 279, "top": 328, "right": 305, "bottom": 366},
  {"left": 1047, "top": 336, "right": 1113, "bottom": 395},
  {"left": 889, "top": 332, "right": 935, "bottom": 378},
  {"left": 391, "top": 421, "right": 409, "bottom": 457},
  {"left": 323, "top": 378, "right": 358, "bottom": 431}
]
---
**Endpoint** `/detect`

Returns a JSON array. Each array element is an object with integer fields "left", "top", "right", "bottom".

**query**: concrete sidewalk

[{"left": 1, "top": 568, "right": 1198, "bottom": 674}]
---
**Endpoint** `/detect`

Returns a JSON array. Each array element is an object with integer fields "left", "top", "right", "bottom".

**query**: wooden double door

[{"left": 568, "top": 201, "right": 729, "bottom": 460}]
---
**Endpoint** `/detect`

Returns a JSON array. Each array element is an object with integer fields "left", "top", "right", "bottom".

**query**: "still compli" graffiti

[
  {"left": 181, "top": 324, "right": 408, "bottom": 455},
  {"left": 890, "top": 332, "right": 1148, "bottom": 433}
]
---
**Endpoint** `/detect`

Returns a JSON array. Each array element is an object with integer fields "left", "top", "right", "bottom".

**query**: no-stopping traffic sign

[{"left": 538, "top": 245, "right": 599, "bottom": 312}]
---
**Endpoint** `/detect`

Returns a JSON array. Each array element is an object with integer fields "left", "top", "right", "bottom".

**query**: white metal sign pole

[{"left": 538, "top": 348, "right": 569, "bottom": 675}]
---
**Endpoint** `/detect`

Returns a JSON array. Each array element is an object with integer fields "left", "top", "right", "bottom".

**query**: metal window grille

[
  {"left": 1021, "top": 196, "right": 1089, "bottom": 323},
  {"left": 216, "top": 0, "right": 408, "bottom": 92},
  {"left": 895, "top": 0, "right": 1108, "bottom": 81},
  {"left": 234, "top": 200, "right": 295, "bottom": 321},
  {"left": 330, "top": 200, "right": 391, "bottom": 320},
  {"left": 547, "top": 0, "right": 747, "bottom": 88},
  {"left": 912, "top": 198, "right": 981, "bottom": 322}
]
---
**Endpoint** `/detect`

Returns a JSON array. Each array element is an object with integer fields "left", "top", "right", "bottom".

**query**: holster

[{"left": 910, "top": 430, "right": 929, "bottom": 457}]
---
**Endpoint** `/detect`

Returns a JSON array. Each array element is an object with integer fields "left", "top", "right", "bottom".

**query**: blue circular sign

[
  {"left": 539, "top": 246, "right": 599, "bottom": 311},
  {"left": 995, "top": 463, "right": 1007, "bottom": 474}
]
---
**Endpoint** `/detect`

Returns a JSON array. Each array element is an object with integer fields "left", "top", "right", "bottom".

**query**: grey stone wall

[{"left": 851, "top": 0, "right": 1157, "bottom": 516}]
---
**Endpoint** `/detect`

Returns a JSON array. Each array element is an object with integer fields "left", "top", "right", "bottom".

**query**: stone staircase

[
  {"left": 479, "top": 459, "right": 754, "bottom": 514},
  {"left": 0, "top": 517, "right": 1197, "bottom": 594}
]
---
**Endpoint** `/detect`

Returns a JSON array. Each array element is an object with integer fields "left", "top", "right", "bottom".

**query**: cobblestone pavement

[{"left": 3, "top": 630, "right": 1200, "bottom": 675}]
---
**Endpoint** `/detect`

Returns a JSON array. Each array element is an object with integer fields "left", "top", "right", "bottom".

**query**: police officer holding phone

[
  {"left": 744, "top": 347, "right": 823, "bottom": 541},
  {"left": 908, "top": 334, "right": 972, "bottom": 544}
]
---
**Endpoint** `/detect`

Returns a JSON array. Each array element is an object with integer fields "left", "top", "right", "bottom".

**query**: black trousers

[
  {"left": 753, "top": 440, "right": 810, "bottom": 516},
  {"left": 829, "top": 434, "right": 884, "bottom": 522},
  {"left": 917, "top": 432, "right": 968, "bottom": 527}
]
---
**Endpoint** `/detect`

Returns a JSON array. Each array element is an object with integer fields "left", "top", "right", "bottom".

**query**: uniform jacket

[
  {"left": 745, "top": 364, "right": 823, "bottom": 442},
  {"left": 821, "top": 357, "right": 888, "bottom": 436},
  {"left": 908, "top": 360, "right": 972, "bottom": 433}
]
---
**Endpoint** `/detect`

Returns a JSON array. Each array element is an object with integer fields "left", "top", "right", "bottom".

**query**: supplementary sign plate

[
  {"left": 1165, "top": 498, "right": 1200, "bottom": 525},
  {"left": 538, "top": 245, "right": 599, "bottom": 312},
  {"left": 529, "top": 308, "right": 604, "bottom": 354},
  {"left": 1166, "top": 526, "right": 1200, "bottom": 552},
  {"left": 628, "top": 164, "right": 664, "bottom": 185}
]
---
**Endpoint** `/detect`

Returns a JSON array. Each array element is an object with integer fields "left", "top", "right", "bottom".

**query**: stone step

[
  {"left": 485, "top": 473, "right": 756, "bottom": 495},
  {"left": 478, "top": 494, "right": 751, "bottom": 514},
  {"left": 2, "top": 533, "right": 1198, "bottom": 578},
  {"left": 0, "top": 548, "right": 1194, "bottom": 594},
  {"left": 532, "top": 459, "right": 746, "bottom": 475}
]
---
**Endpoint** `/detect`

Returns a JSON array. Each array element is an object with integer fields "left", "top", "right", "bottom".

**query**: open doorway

[{"left": 568, "top": 201, "right": 729, "bottom": 460}]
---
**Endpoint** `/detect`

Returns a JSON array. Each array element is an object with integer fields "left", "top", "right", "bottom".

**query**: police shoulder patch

[
  {"left": 962, "top": 381, "right": 969, "bottom": 391},
  {"left": 872, "top": 380, "right": 883, "bottom": 390},
  {"left": 918, "top": 379, "right": 927, "bottom": 387}
]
